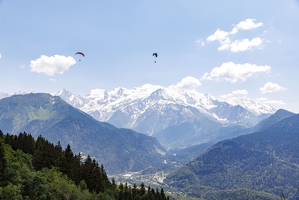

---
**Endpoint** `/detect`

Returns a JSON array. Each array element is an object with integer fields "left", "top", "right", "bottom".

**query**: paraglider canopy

[{"left": 75, "top": 52, "right": 85, "bottom": 57}]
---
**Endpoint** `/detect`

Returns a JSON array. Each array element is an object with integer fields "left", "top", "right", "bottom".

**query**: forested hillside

[
  {"left": 0, "top": 130, "right": 169, "bottom": 200},
  {"left": 165, "top": 114, "right": 299, "bottom": 199}
]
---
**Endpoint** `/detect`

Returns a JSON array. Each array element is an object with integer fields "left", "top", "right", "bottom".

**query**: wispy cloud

[
  {"left": 256, "top": 97, "right": 286, "bottom": 105},
  {"left": 0, "top": 53, "right": 2, "bottom": 59},
  {"left": 30, "top": 55, "right": 76, "bottom": 76},
  {"left": 260, "top": 82, "right": 287, "bottom": 93},
  {"left": 207, "top": 18, "right": 264, "bottom": 52},
  {"left": 195, "top": 39, "right": 205, "bottom": 46},
  {"left": 231, "top": 89, "right": 248, "bottom": 95},
  {"left": 201, "top": 62, "right": 271, "bottom": 83}
]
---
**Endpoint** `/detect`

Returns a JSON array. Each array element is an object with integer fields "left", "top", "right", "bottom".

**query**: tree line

[{"left": 0, "top": 130, "right": 169, "bottom": 199}]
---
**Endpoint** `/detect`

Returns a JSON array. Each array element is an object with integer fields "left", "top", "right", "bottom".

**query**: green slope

[{"left": 165, "top": 114, "right": 299, "bottom": 199}]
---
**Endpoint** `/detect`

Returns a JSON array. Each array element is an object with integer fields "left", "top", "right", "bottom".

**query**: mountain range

[
  {"left": 1, "top": 86, "right": 278, "bottom": 150},
  {"left": 0, "top": 90, "right": 298, "bottom": 199},
  {"left": 0, "top": 93, "right": 166, "bottom": 175},
  {"left": 53, "top": 85, "right": 277, "bottom": 149}
]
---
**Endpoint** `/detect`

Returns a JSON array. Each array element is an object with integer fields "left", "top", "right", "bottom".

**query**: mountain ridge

[{"left": 0, "top": 93, "right": 167, "bottom": 175}]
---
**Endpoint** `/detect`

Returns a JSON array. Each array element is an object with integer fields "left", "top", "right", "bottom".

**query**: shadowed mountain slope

[
  {"left": 164, "top": 113, "right": 299, "bottom": 199},
  {"left": 0, "top": 93, "right": 167, "bottom": 174}
]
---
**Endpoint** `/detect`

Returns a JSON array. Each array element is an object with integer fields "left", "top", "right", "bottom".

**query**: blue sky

[{"left": 1, "top": 0, "right": 299, "bottom": 112}]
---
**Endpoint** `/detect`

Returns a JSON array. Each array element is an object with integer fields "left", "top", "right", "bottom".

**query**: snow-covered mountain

[
  {"left": 54, "top": 84, "right": 277, "bottom": 137},
  {"left": 0, "top": 86, "right": 277, "bottom": 149},
  {"left": 224, "top": 98, "right": 277, "bottom": 116}
]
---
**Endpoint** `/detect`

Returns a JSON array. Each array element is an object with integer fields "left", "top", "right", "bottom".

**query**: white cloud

[
  {"left": 220, "top": 89, "right": 248, "bottom": 99},
  {"left": 235, "top": 18, "right": 263, "bottom": 31},
  {"left": 170, "top": 76, "right": 201, "bottom": 91},
  {"left": 229, "top": 38, "right": 263, "bottom": 52},
  {"left": 207, "top": 29, "right": 230, "bottom": 42},
  {"left": 30, "top": 55, "right": 76, "bottom": 76},
  {"left": 0, "top": 53, "right": 1, "bottom": 59},
  {"left": 260, "top": 82, "right": 287, "bottom": 93},
  {"left": 206, "top": 18, "right": 264, "bottom": 52},
  {"left": 201, "top": 62, "right": 271, "bottom": 83}
]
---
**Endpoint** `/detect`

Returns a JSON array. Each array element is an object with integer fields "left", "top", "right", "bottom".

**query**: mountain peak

[
  {"left": 149, "top": 88, "right": 170, "bottom": 100},
  {"left": 274, "top": 108, "right": 294, "bottom": 115}
]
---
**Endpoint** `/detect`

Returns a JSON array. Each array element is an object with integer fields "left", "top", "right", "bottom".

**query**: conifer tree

[
  {"left": 24, "top": 132, "right": 35, "bottom": 155},
  {"left": 61, "top": 144, "right": 74, "bottom": 177},
  {"left": 0, "top": 130, "right": 3, "bottom": 138},
  {"left": 33, "top": 136, "right": 55, "bottom": 170},
  {"left": 4, "top": 133, "right": 12, "bottom": 146},
  {"left": 118, "top": 182, "right": 124, "bottom": 200},
  {"left": 91, "top": 159, "right": 102, "bottom": 193},
  {"left": 147, "top": 186, "right": 155, "bottom": 200},
  {"left": 81, "top": 155, "right": 95, "bottom": 192},
  {"left": 71, "top": 154, "right": 82, "bottom": 185},
  {"left": 139, "top": 182, "right": 146, "bottom": 196},
  {"left": 111, "top": 177, "right": 117, "bottom": 189},
  {"left": 100, "top": 164, "right": 111, "bottom": 190},
  {"left": 17, "top": 132, "right": 35, "bottom": 155},
  {"left": 160, "top": 188, "right": 167, "bottom": 200},
  {"left": 132, "top": 183, "right": 138, "bottom": 199},
  {"left": 155, "top": 188, "right": 161, "bottom": 200},
  {"left": 54, "top": 141, "right": 63, "bottom": 164},
  {"left": 0, "top": 141, "right": 8, "bottom": 186}
]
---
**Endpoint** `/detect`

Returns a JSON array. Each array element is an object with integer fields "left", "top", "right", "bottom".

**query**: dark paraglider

[{"left": 153, "top": 53, "right": 158, "bottom": 63}]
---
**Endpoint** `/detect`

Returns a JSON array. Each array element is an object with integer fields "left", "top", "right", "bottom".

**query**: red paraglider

[{"left": 75, "top": 52, "right": 85, "bottom": 61}]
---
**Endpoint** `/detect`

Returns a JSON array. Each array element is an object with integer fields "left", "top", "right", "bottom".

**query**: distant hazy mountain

[
  {"left": 163, "top": 109, "right": 295, "bottom": 167},
  {"left": 53, "top": 85, "right": 276, "bottom": 149},
  {"left": 0, "top": 92, "right": 10, "bottom": 99},
  {"left": 164, "top": 113, "right": 299, "bottom": 199},
  {"left": 0, "top": 93, "right": 167, "bottom": 175},
  {"left": 230, "top": 109, "right": 296, "bottom": 137},
  {"left": 153, "top": 118, "right": 247, "bottom": 149},
  {"left": 248, "top": 109, "right": 295, "bottom": 133}
]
